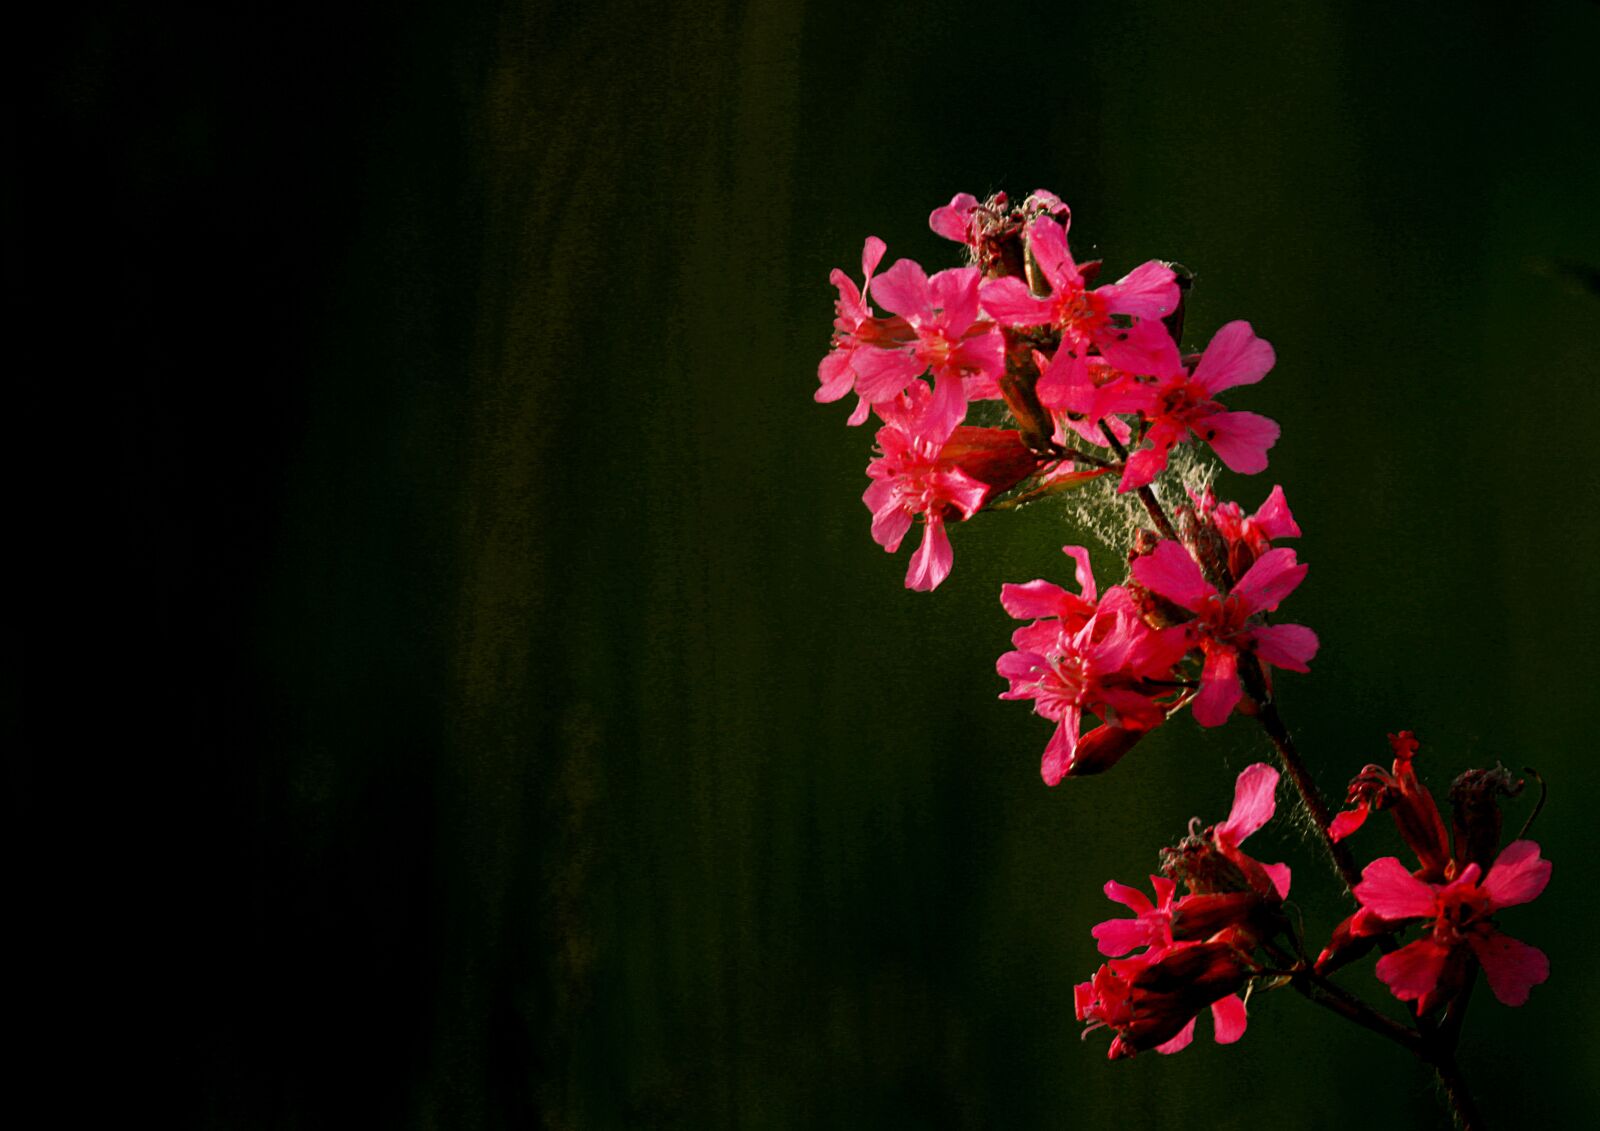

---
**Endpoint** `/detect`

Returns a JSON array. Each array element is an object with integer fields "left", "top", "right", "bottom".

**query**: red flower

[{"left": 1354, "top": 841, "right": 1551, "bottom": 1013}]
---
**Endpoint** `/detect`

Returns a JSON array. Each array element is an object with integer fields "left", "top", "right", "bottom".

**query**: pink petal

[
  {"left": 870, "top": 258, "right": 932, "bottom": 321},
  {"left": 1482, "top": 840, "right": 1552, "bottom": 909},
  {"left": 1154, "top": 1017, "right": 1197, "bottom": 1056},
  {"left": 1469, "top": 929, "right": 1549, "bottom": 1007},
  {"left": 1191, "top": 320, "right": 1275, "bottom": 395},
  {"left": 864, "top": 483, "right": 911, "bottom": 552},
  {"left": 1103, "top": 880, "right": 1154, "bottom": 914},
  {"left": 928, "top": 193, "right": 979, "bottom": 243},
  {"left": 1100, "top": 260, "right": 1179, "bottom": 321},
  {"left": 816, "top": 349, "right": 855, "bottom": 403},
  {"left": 861, "top": 236, "right": 888, "bottom": 283},
  {"left": 929, "top": 266, "right": 983, "bottom": 335},
  {"left": 1117, "top": 443, "right": 1172, "bottom": 493},
  {"left": 1092, "top": 917, "right": 1156, "bottom": 958},
  {"left": 1217, "top": 763, "right": 1280, "bottom": 844},
  {"left": 1034, "top": 344, "right": 1088, "bottom": 408},
  {"left": 1063, "top": 545, "right": 1097, "bottom": 602},
  {"left": 978, "top": 276, "right": 1052, "bottom": 327},
  {"left": 1024, "top": 215, "right": 1081, "bottom": 292},
  {"left": 950, "top": 325, "right": 1006, "bottom": 382},
  {"left": 1329, "top": 807, "right": 1369, "bottom": 843},
  {"left": 920, "top": 372, "right": 968, "bottom": 442},
  {"left": 1203, "top": 410, "right": 1280, "bottom": 475},
  {"left": 1130, "top": 540, "right": 1213, "bottom": 611},
  {"left": 1261, "top": 862, "right": 1292, "bottom": 901},
  {"left": 851, "top": 346, "right": 925, "bottom": 403},
  {"left": 1232, "top": 547, "right": 1306, "bottom": 613},
  {"left": 1096, "top": 316, "right": 1183, "bottom": 378},
  {"left": 1375, "top": 938, "right": 1450, "bottom": 1006},
  {"left": 999, "top": 579, "right": 1073, "bottom": 620},
  {"left": 1040, "top": 707, "right": 1083, "bottom": 786},
  {"left": 1251, "top": 485, "right": 1300, "bottom": 540},
  {"left": 1251, "top": 623, "right": 1319, "bottom": 673},
  {"left": 1354, "top": 857, "right": 1437, "bottom": 921},
  {"left": 1210, "top": 993, "right": 1248, "bottom": 1044},
  {"left": 905, "top": 519, "right": 954, "bottom": 592},
  {"left": 1191, "top": 647, "right": 1242, "bottom": 728}
]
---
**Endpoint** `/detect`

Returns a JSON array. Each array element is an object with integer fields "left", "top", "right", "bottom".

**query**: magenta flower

[
  {"left": 816, "top": 237, "right": 925, "bottom": 425},
  {"left": 867, "top": 259, "right": 1006, "bottom": 440},
  {"left": 863, "top": 400, "right": 1035, "bottom": 591},
  {"left": 997, "top": 553, "right": 1187, "bottom": 782},
  {"left": 980, "top": 214, "right": 1181, "bottom": 389},
  {"left": 1118, "top": 320, "right": 1281, "bottom": 492},
  {"left": 1355, "top": 841, "right": 1551, "bottom": 1013},
  {"left": 1130, "top": 539, "right": 1318, "bottom": 727}
]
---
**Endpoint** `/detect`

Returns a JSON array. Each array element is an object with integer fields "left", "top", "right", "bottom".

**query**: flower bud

[{"left": 1448, "top": 764, "right": 1524, "bottom": 872}]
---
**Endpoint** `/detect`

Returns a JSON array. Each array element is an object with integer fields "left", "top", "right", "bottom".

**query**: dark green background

[{"left": 27, "top": 0, "right": 1598, "bottom": 1126}]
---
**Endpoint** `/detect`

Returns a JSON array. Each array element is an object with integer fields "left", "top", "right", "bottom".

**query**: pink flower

[
  {"left": 815, "top": 237, "right": 923, "bottom": 424},
  {"left": 868, "top": 259, "right": 1007, "bottom": 440},
  {"left": 1130, "top": 539, "right": 1318, "bottom": 727},
  {"left": 1355, "top": 841, "right": 1551, "bottom": 1013},
  {"left": 980, "top": 214, "right": 1181, "bottom": 389},
  {"left": 1118, "top": 321, "right": 1280, "bottom": 492},
  {"left": 997, "top": 550, "right": 1187, "bottom": 783},
  {"left": 863, "top": 400, "right": 1036, "bottom": 591}
]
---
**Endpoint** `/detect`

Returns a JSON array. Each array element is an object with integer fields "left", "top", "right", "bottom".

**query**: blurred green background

[{"left": 30, "top": 0, "right": 1598, "bottom": 1126}]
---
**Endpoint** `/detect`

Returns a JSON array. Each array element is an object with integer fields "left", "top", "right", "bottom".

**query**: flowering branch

[{"left": 813, "top": 188, "right": 1549, "bottom": 1129}]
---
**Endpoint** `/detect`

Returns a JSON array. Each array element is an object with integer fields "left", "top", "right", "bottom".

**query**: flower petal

[
  {"left": 1154, "top": 1016, "right": 1197, "bottom": 1056},
  {"left": 1191, "top": 320, "right": 1275, "bottom": 395},
  {"left": 1040, "top": 706, "right": 1083, "bottom": 786},
  {"left": 1482, "top": 840, "right": 1552, "bottom": 909},
  {"left": 1210, "top": 993, "right": 1248, "bottom": 1044},
  {"left": 869, "top": 258, "right": 932, "bottom": 321},
  {"left": 1191, "top": 647, "right": 1242, "bottom": 728},
  {"left": 1217, "top": 763, "right": 1280, "bottom": 845},
  {"left": 1354, "top": 857, "right": 1437, "bottom": 921},
  {"left": 904, "top": 519, "right": 953, "bottom": 591},
  {"left": 1251, "top": 623, "right": 1319, "bottom": 673},
  {"left": 1130, "top": 540, "right": 1213, "bottom": 611},
  {"left": 928, "top": 194, "right": 978, "bottom": 243},
  {"left": 1375, "top": 938, "right": 1450, "bottom": 1006},
  {"left": 1204, "top": 411, "right": 1280, "bottom": 475},
  {"left": 1251, "top": 485, "right": 1300, "bottom": 540},
  {"left": 1024, "top": 215, "right": 1081, "bottom": 292},
  {"left": 1232, "top": 547, "right": 1306, "bottom": 613},
  {"left": 1469, "top": 929, "right": 1549, "bottom": 1007}
]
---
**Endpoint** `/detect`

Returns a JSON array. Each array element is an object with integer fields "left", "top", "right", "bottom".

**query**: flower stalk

[{"left": 813, "top": 187, "right": 1549, "bottom": 1130}]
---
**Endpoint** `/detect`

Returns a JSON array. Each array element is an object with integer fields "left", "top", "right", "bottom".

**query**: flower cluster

[
  {"left": 812, "top": 191, "right": 1551, "bottom": 1104},
  {"left": 818, "top": 191, "right": 1280, "bottom": 591},
  {"left": 1076, "top": 764, "right": 1289, "bottom": 1058}
]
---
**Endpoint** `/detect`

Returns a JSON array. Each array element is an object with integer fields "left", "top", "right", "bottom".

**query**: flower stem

[
  {"left": 1098, "top": 425, "right": 1180, "bottom": 542},
  {"left": 1426, "top": 1045, "right": 1486, "bottom": 1131},
  {"left": 1238, "top": 655, "right": 1364, "bottom": 894}
]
